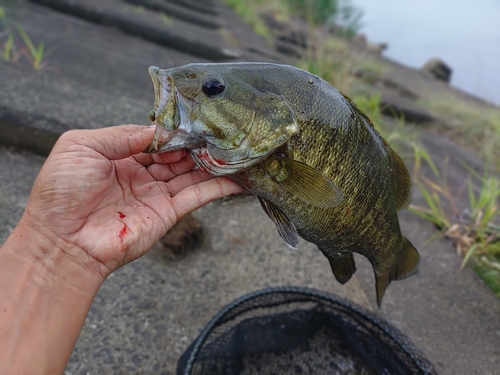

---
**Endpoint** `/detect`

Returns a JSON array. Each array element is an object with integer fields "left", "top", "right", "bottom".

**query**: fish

[{"left": 145, "top": 62, "right": 419, "bottom": 306}]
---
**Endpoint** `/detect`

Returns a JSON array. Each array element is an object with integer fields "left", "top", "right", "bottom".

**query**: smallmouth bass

[{"left": 145, "top": 63, "right": 419, "bottom": 306}]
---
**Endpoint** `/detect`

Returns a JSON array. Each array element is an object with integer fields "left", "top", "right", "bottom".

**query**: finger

[
  {"left": 146, "top": 155, "right": 197, "bottom": 182},
  {"left": 60, "top": 125, "right": 156, "bottom": 160},
  {"left": 171, "top": 177, "right": 246, "bottom": 218},
  {"left": 133, "top": 149, "right": 187, "bottom": 166}
]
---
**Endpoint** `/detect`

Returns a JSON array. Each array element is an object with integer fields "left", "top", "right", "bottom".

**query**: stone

[{"left": 422, "top": 58, "right": 453, "bottom": 82}]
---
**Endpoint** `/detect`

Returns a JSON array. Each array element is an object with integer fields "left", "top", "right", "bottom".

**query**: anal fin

[{"left": 320, "top": 249, "right": 356, "bottom": 284}]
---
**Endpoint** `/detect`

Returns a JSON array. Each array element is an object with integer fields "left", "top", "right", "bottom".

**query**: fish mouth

[
  {"left": 146, "top": 127, "right": 204, "bottom": 153},
  {"left": 145, "top": 66, "right": 204, "bottom": 153}
]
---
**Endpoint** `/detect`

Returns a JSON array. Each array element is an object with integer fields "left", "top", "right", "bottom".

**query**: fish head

[{"left": 146, "top": 63, "right": 299, "bottom": 175}]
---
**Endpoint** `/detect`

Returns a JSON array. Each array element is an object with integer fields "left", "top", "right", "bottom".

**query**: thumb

[{"left": 58, "top": 125, "right": 156, "bottom": 160}]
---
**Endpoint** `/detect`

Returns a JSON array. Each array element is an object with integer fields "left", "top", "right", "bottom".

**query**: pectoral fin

[
  {"left": 320, "top": 249, "right": 356, "bottom": 284},
  {"left": 265, "top": 157, "right": 343, "bottom": 208},
  {"left": 258, "top": 197, "right": 298, "bottom": 249}
]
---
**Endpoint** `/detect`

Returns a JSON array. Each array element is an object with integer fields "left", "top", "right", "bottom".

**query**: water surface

[{"left": 352, "top": 0, "right": 500, "bottom": 105}]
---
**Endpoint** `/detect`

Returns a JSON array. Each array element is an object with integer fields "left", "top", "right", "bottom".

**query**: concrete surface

[{"left": 0, "top": 0, "right": 499, "bottom": 374}]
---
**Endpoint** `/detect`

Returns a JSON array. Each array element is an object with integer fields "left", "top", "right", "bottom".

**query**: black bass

[{"left": 145, "top": 63, "right": 419, "bottom": 306}]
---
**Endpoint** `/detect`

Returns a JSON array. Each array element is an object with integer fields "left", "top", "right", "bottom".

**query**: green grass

[
  {"left": 160, "top": 12, "right": 172, "bottom": 26},
  {"left": 224, "top": 0, "right": 363, "bottom": 43},
  {"left": 1, "top": 7, "right": 46, "bottom": 70},
  {"left": 409, "top": 163, "right": 500, "bottom": 296},
  {"left": 296, "top": 37, "right": 355, "bottom": 94},
  {"left": 352, "top": 93, "right": 439, "bottom": 178},
  {"left": 224, "top": 0, "right": 274, "bottom": 40},
  {"left": 16, "top": 25, "right": 44, "bottom": 70}
]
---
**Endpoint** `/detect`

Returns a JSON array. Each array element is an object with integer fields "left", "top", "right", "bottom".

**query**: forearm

[{"left": 0, "top": 219, "right": 105, "bottom": 375}]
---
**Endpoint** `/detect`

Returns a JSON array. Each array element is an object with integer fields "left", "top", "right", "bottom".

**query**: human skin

[{"left": 0, "top": 124, "right": 244, "bottom": 375}]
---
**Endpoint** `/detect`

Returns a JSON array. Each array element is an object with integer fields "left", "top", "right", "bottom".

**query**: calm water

[{"left": 352, "top": 0, "right": 500, "bottom": 106}]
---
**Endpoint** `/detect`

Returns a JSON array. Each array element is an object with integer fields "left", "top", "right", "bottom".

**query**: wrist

[
  {"left": 11, "top": 212, "right": 109, "bottom": 290},
  {"left": 0, "top": 218, "right": 105, "bottom": 374}
]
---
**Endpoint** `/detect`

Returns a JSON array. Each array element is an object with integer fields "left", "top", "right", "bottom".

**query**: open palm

[{"left": 23, "top": 125, "right": 243, "bottom": 277}]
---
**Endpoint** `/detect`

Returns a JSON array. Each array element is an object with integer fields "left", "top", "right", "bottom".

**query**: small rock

[
  {"left": 351, "top": 34, "right": 387, "bottom": 54},
  {"left": 422, "top": 58, "right": 452, "bottom": 83},
  {"left": 351, "top": 33, "right": 367, "bottom": 46},
  {"left": 159, "top": 213, "right": 203, "bottom": 259},
  {"left": 366, "top": 42, "right": 388, "bottom": 54}
]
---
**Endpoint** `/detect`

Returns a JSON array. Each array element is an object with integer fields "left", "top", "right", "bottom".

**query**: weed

[
  {"left": 3, "top": 32, "right": 13, "bottom": 61},
  {"left": 160, "top": 12, "right": 171, "bottom": 26},
  {"left": 285, "top": 0, "right": 362, "bottom": 34},
  {"left": 409, "top": 161, "right": 500, "bottom": 295},
  {"left": 353, "top": 93, "right": 439, "bottom": 178},
  {"left": 297, "top": 37, "right": 355, "bottom": 94},
  {"left": 0, "top": 7, "right": 46, "bottom": 70},
  {"left": 223, "top": 0, "right": 273, "bottom": 40},
  {"left": 16, "top": 25, "right": 44, "bottom": 70}
]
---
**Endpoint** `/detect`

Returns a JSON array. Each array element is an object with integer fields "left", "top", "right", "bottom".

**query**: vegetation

[
  {"left": 224, "top": 0, "right": 362, "bottom": 39},
  {"left": 409, "top": 164, "right": 500, "bottom": 296},
  {"left": 296, "top": 38, "right": 355, "bottom": 94},
  {"left": 0, "top": 6, "right": 46, "bottom": 70}
]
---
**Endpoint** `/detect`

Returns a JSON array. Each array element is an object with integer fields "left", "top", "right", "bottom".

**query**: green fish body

[{"left": 146, "top": 62, "right": 419, "bottom": 306}]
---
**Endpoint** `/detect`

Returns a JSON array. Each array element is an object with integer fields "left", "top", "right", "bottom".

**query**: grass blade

[
  {"left": 461, "top": 243, "right": 479, "bottom": 269},
  {"left": 3, "top": 32, "right": 13, "bottom": 61},
  {"left": 16, "top": 25, "right": 36, "bottom": 57}
]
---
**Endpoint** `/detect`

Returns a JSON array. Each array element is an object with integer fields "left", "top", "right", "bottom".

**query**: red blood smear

[
  {"left": 118, "top": 211, "right": 126, "bottom": 219},
  {"left": 119, "top": 224, "right": 127, "bottom": 243}
]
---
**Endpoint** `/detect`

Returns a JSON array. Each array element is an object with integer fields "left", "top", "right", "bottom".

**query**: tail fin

[{"left": 375, "top": 238, "right": 420, "bottom": 307}]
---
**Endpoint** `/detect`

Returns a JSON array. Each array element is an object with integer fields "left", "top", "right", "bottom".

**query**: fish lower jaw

[{"left": 190, "top": 148, "right": 261, "bottom": 176}]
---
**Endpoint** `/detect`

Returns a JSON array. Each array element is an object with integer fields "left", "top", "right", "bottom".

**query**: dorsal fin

[{"left": 388, "top": 147, "right": 411, "bottom": 210}]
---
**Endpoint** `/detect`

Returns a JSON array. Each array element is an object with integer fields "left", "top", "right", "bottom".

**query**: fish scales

[{"left": 146, "top": 62, "right": 419, "bottom": 306}]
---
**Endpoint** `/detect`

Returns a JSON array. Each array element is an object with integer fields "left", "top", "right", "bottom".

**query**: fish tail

[
  {"left": 320, "top": 249, "right": 356, "bottom": 284},
  {"left": 375, "top": 238, "right": 420, "bottom": 307}
]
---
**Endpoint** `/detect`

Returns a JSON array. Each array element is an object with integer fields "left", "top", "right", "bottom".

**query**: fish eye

[{"left": 202, "top": 76, "right": 225, "bottom": 97}]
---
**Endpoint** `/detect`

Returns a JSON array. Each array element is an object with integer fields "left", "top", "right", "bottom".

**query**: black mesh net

[{"left": 177, "top": 287, "right": 436, "bottom": 375}]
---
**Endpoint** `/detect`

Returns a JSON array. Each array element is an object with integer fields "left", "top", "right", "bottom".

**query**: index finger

[{"left": 59, "top": 125, "right": 156, "bottom": 160}]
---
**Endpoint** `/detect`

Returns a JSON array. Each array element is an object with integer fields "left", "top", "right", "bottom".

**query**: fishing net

[{"left": 177, "top": 286, "right": 436, "bottom": 375}]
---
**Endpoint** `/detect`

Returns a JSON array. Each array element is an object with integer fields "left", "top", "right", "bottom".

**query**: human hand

[{"left": 19, "top": 124, "right": 244, "bottom": 279}]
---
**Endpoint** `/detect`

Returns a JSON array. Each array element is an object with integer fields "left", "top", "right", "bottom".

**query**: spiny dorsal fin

[
  {"left": 388, "top": 147, "right": 411, "bottom": 210},
  {"left": 375, "top": 238, "right": 419, "bottom": 307},
  {"left": 258, "top": 197, "right": 298, "bottom": 249},
  {"left": 320, "top": 249, "right": 356, "bottom": 284},
  {"left": 264, "top": 156, "right": 343, "bottom": 208}
]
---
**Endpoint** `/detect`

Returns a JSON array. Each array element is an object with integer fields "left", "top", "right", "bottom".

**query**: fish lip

[
  {"left": 149, "top": 66, "right": 170, "bottom": 123},
  {"left": 147, "top": 66, "right": 203, "bottom": 153},
  {"left": 145, "top": 126, "right": 205, "bottom": 153}
]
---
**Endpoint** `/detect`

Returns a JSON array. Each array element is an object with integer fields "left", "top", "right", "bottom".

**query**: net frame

[{"left": 177, "top": 286, "right": 436, "bottom": 375}]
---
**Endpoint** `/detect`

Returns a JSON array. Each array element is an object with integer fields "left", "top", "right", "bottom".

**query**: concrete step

[
  {"left": 28, "top": 0, "right": 239, "bottom": 60},
  {"left": 123, "top": 0, "right": 222, "bottom": 29}
]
